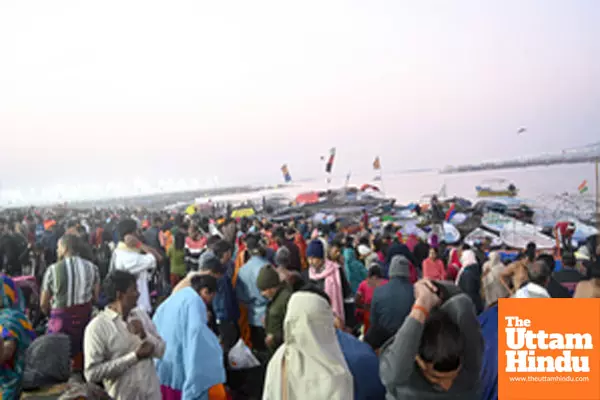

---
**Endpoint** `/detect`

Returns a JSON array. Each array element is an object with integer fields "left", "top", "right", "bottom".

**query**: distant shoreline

[{"left": 440, "top": 156, "right": 598, "bottom": 174}]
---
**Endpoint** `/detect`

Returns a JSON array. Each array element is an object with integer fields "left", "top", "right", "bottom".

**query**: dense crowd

[{"left": 0, "top": 206, "right": 599, "bottom": 399}]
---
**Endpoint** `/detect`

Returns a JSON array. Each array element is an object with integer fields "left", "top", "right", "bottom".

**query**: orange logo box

[{"left": 498, "top": 298, "right": 600, "bottom": 400}]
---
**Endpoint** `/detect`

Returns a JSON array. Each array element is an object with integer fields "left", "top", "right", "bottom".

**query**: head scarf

[
  {"left": 481, "top": 251, "right": 510, "bottom": 306},
  {"left": 263, "top": 292, "right": 353, "bottom": 400},
  {"left": 456, "top": 249, "right": 479, "bottom": 284},
  {"left": 0, "top": 308, "right": 36, "bottom": 397},
  {"left": 1, "top": 274, "right": 26, "bottom": 312},
  {"left": 460, "top": 249, "right": 478, "bottom": 267}
]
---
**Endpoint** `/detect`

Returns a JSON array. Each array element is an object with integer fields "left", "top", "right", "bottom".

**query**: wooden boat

[{"left": 476, "top": 179, "right": 519, "bottom": 198}]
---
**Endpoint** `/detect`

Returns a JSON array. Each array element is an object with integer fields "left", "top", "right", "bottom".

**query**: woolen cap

[
  {"left": 256, "top": 265, "right": 281, "bottom": 291},
  {"left": 388, "top": 255, "right": 410, "bottom": 278},
  {"left": 306, "top": 239, "right": 325, "bottom": 259}
]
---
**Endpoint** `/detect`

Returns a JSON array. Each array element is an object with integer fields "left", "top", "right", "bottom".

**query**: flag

[
  {"left": 345, "top": 171, "right": 351, "bottom": 186},
  {"left": 445, "top": 203, "right": 456, "bottom": 222},
  {"left": 325, "top": 147, "right": 336, "bottom": 173},
  {"left": 578, "top": 180, "right": 588, "bottom": 194},
  {"left": 281, "top": 164, "right": 292, "bottom": 183},
  {"left": 373, "top": 156, "right": 381, "bottom": 170}
]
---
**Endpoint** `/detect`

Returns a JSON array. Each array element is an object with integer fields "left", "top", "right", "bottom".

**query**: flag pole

[
  {"left": 596, "top": 158, "right": 600, "bottom": 231},
  {"left": 380, "top": 164, "right": 386, "bottom": 195}
]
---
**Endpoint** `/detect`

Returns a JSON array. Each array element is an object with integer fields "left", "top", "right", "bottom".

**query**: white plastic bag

[{"left": 227, "top": 338, "right": 260, "bottom": 370}]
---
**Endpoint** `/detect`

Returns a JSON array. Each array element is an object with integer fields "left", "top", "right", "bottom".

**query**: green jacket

[{"left": 265, "top": 284, "right": 293, "bottom": 352}]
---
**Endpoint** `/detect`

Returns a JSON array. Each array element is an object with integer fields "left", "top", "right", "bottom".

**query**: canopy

[
  {"left": 295, "top": 192, "right": 320, "bottom": 205},
  {"left": 360, "top": 184, "right": 380, "bottom": 192},
  {"left": 231, "top": 207, "right": 255, "bottom": 218}
]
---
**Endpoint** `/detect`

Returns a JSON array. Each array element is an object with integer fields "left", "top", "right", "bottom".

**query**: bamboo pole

[{"left": 596, "top": 158, "right": 600, "bottom": 231}]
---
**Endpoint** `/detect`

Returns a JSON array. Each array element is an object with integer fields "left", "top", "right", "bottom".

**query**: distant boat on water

[{"left": 476, "top": 178, "right": 519, "bottom": 198}]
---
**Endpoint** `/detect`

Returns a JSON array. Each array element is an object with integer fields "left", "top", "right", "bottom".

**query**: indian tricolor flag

[{"left": 578, "top": 180, "right": 588, "bottom": 194}]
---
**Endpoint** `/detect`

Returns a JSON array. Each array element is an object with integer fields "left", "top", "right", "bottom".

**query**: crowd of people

[{"left": 0, "top": 207, "right": 599, "bottom": 399}]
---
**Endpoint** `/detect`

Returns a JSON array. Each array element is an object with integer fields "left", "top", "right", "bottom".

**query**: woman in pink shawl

[{"left": 302, "top": 239, "right": 345, "bottom": 324}]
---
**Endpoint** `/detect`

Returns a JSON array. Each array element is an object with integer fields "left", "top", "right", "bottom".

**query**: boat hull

[{"left": 476, "top": 189, "right": 518, "bottom": 198}]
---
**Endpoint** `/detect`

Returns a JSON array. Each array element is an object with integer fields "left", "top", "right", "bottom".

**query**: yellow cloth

[{"left": 185, "top": 204, "right": 196, "bottom": 215}]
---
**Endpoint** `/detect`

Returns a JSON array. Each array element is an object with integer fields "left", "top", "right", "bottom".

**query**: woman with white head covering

[
  {"left": 481, "top": 251, "right": 510, "bottom": 307},
  {"left": 456, "top": 249, "right": 484, "bottom": 314},
  {"left": 262, "top": 291, "right": 353, "bottom": 400}
]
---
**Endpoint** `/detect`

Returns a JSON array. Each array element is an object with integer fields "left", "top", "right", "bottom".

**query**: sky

[{"left": 1, "top": 0, "right": 599, "bottom": 203}]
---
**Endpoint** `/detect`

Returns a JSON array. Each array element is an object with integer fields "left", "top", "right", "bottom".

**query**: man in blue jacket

[
  {"left": 366, "top": 255, "right": 415, "bottom": 348},
  {"left": 235, "top": 234, "right": 270, "bottom": 351}
]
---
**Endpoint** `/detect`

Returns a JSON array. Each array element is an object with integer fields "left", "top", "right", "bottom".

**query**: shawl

[
  {"left": 262, "top": 292, "right": 353, "bottom": 400},
  {"left": 309, "top": 260, "right": 345, "bottom": 323}
]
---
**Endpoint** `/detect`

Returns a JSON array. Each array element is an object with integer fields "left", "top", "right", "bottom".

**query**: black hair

[
  {"left": 103, "top": 270, "right": 137, "bottom": 303},
  {"left": 285, "top": 227, "right": 296, "bottom": 237},
  {"left": 330, "top": 239, "right": 343, "bottom": 250},
  {"left": 117, "top": 219, "right": 138, "bottom": 241},
  {"left": 525, "top": 242, "right": 537, "bottom": 262},
  {"left": 174, "top": 231, "right": 186, "bottom": 251},
  {"left": 358, "top": 236, "right": 370, "bottom": 247},
  {"left": 191, "top": 274, "right": 218, "bottom": 294},
  {"left": 67, "top": 219, "right": 79, "bottom": 229},
  {"left": 344, "top": 236, "right": 354, "bottom": 248},
  {"left": 213, "top": 240, "right": 232, "bottom": 259},
  {"left": 101, "top": 229, "right": 113, "bottom": 243},
  {"left": 273, "top": 226, "right": 286, "bottom": 240},
  {"left": 418, "top": 309, "right": 464, "bottom": 372},
  {"left": 206, "top": 235, "right": 221, "bottom": 249},
  {"left": 201, "top": 257, "right": 226, "bottom": 275},
  {"left": 373, "top": 237, "right": 384, "bottom": 253},
  {"left": 561, "top": 252, "right": 576, "bottom": 268},
  {"left": 60, "top": 234, "right": 88, "bottom": 257},
  {"left": 368, "top": 265, "right": 383, "bottom": 278},
  {"left": 536, "top": 253, "right": 555, "bottom": 271}
]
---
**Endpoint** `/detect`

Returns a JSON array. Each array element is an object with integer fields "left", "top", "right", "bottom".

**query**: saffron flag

[
  {"left": 325, "top": 147, "right": 336, "bottom": 173},
  {"left": 445, "top": 203, "right": 456, "bottom": 222},
  {"left": 578, "top": 180, "right": 588, "bottom": 194},
  {"left": 281, "top": 164, "right": 292, "bottom": 183},
  {"left": 373, "top": 156, "right": 381, "bottom": 170}
]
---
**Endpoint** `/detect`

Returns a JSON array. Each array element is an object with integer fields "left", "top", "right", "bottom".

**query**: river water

[{"left": 295, "top": 163, "right": 598, "bottom": 221}]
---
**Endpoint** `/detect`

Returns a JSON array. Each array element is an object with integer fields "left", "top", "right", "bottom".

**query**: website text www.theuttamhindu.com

[{"left": 509, "top": 376, "right": 590, "bottom": 383}]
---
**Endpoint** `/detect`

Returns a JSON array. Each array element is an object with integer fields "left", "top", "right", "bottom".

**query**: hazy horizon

[{"left": 1, "top": 0, "right": 599, "bottom": 203}]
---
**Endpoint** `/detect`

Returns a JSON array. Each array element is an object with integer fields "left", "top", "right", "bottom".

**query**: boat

[
  {"left": 463, "top": 228, "right": 503, "bottom": 248},
  {"left": 481, "top": 212, "right": 542, "bottom": 234},
  {"left": 482, "top": 211, "right": 554, "bottom": 249},
  {"left": 500, "top": 228, "right": 555, "bottom": 250},
  {"left": 397, "top": 220, "right": 427, "bottom": 240},
  {"left": 476, "top": 179, "right": 519, "bottom": 198}
]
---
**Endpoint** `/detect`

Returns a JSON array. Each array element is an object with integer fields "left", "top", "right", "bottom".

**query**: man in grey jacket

[{"left": 379, "top": 279, "right": 482, "bottom": 399}]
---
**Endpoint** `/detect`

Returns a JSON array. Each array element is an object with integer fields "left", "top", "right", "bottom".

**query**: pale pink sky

[{"left": 1, "top": 0, "right": 599, "bottom": 201}]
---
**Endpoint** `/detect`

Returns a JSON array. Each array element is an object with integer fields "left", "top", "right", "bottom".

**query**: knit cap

[
  {"left": 306, "top": 239, "right": 325, "bottom": 259},
  {"left": 256, "top": 265, "right": 281, "bottom": 291}
]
